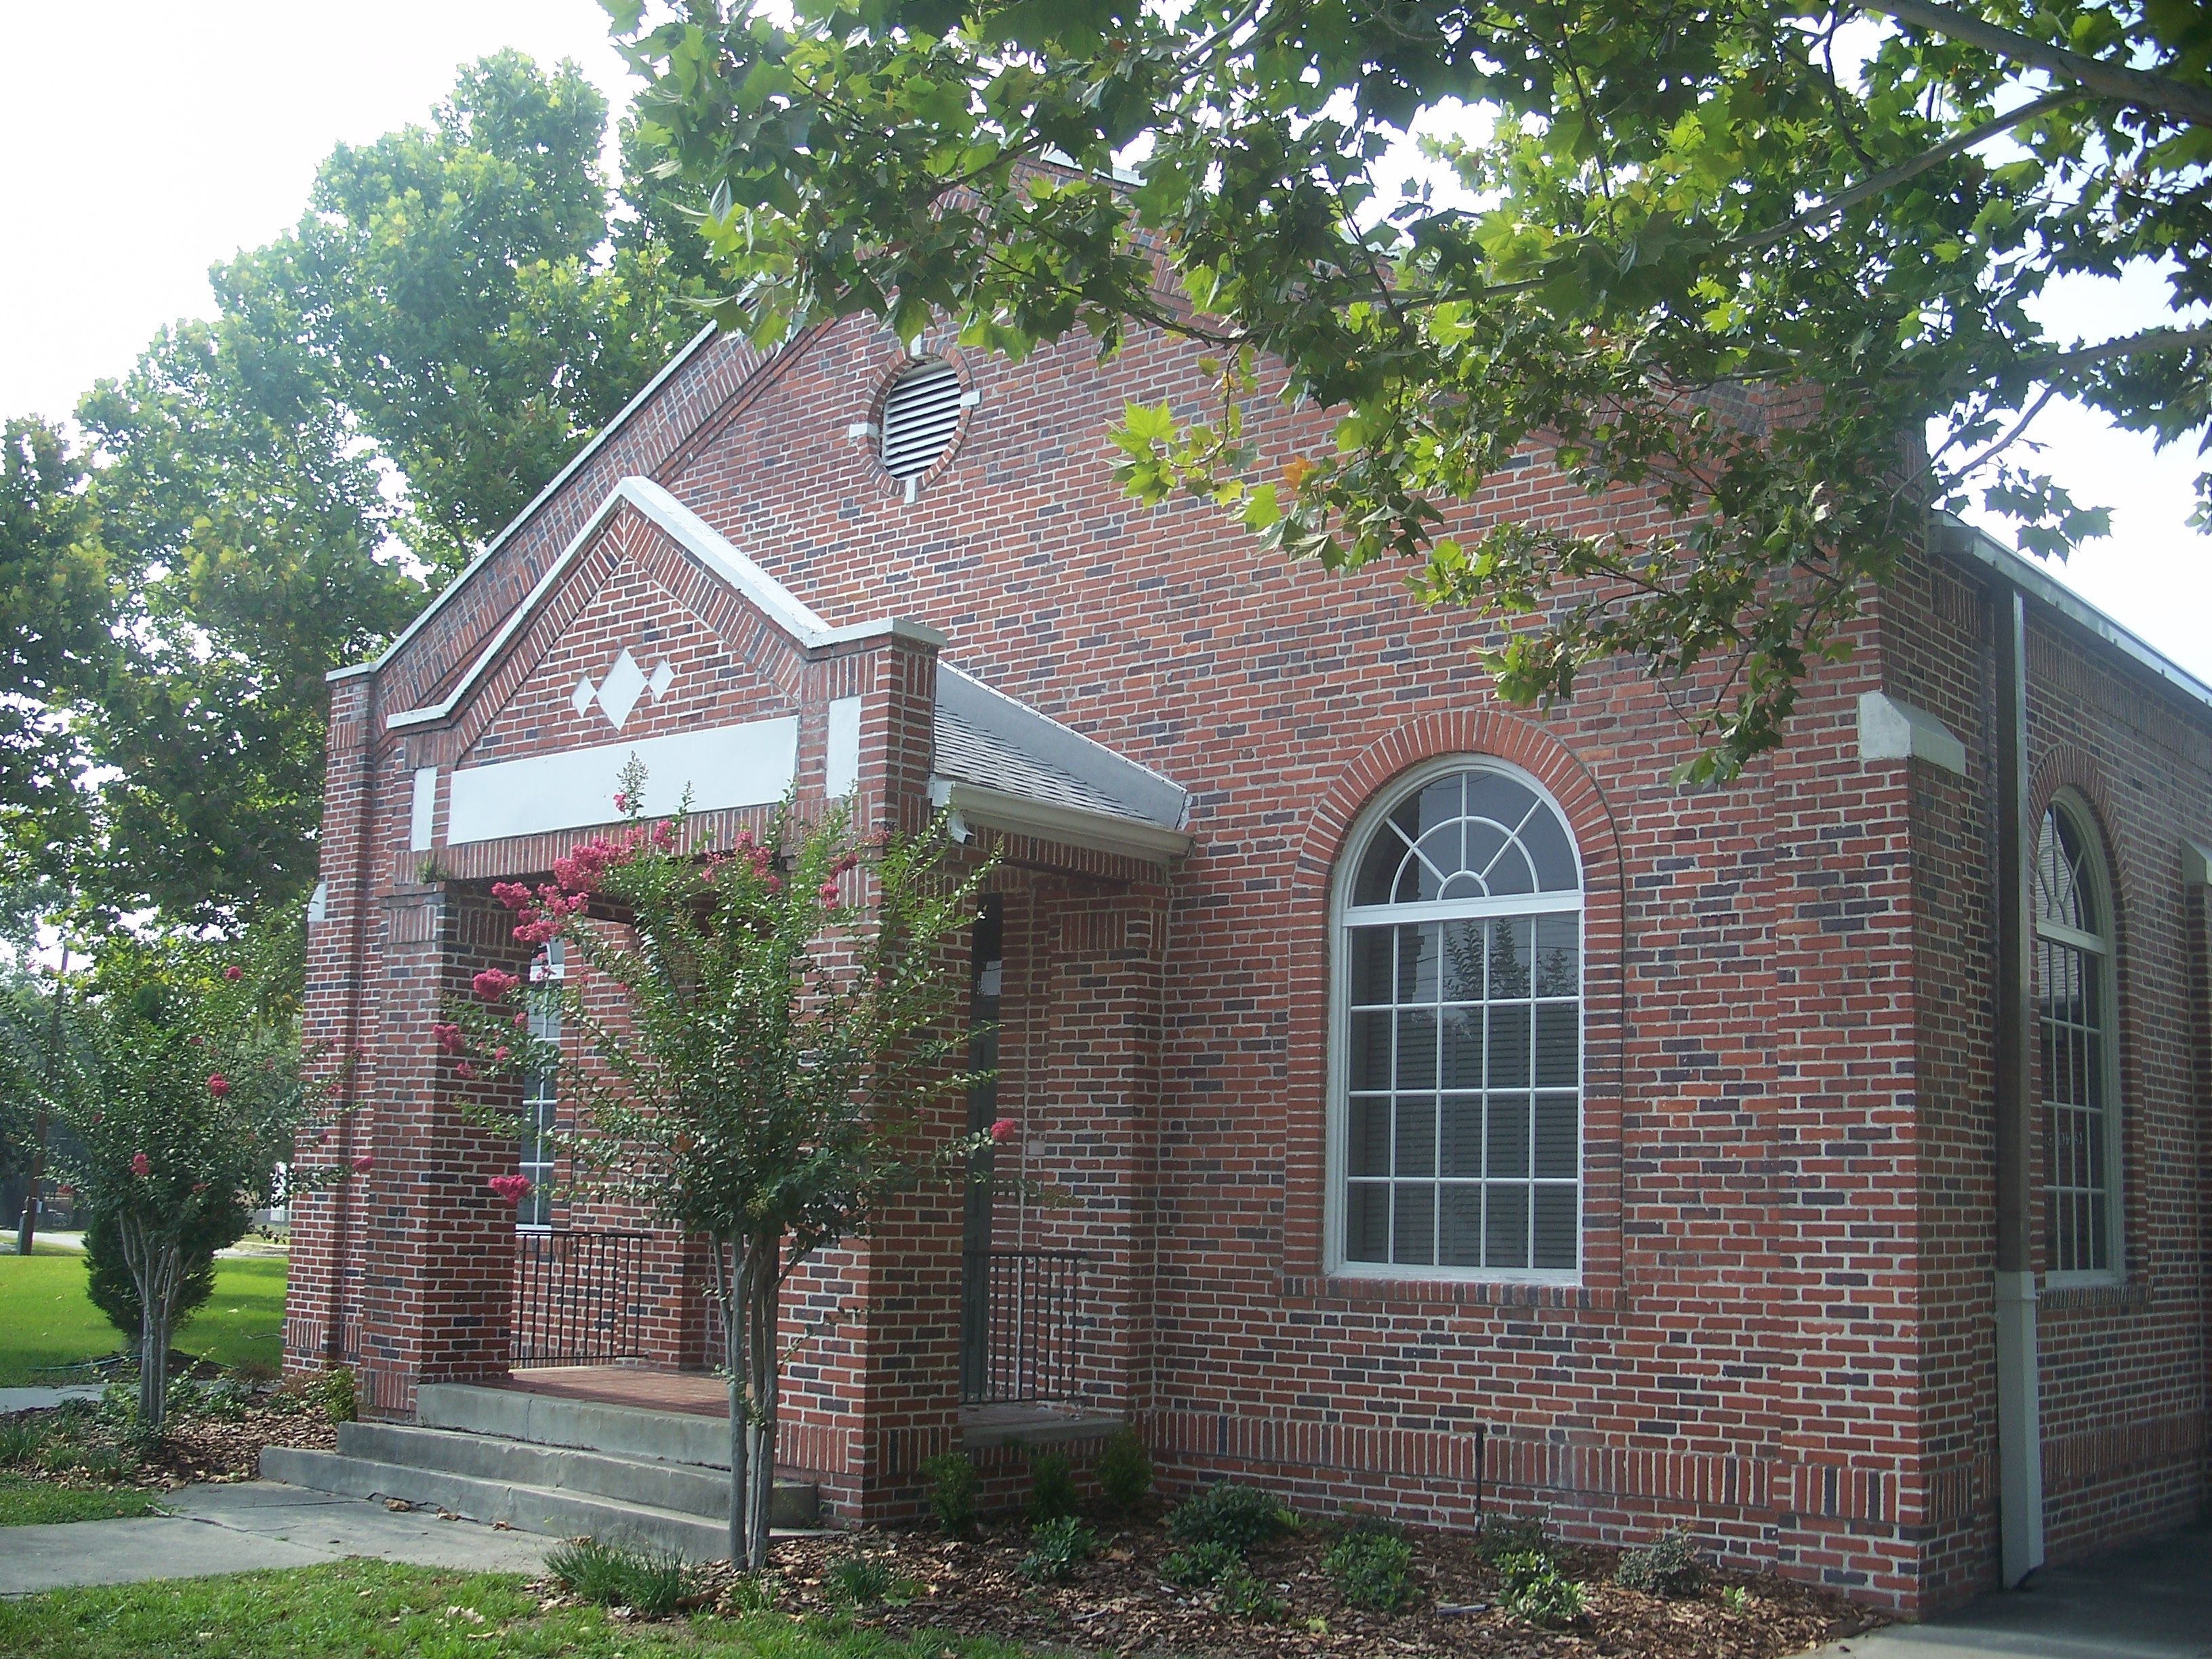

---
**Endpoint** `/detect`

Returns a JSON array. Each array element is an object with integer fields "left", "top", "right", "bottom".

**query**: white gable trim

[
  {"left": 345, "top": 324, "right": 721, "bottom": 685},
  {"left": 384, "top": 476, "right": 943, "bottom": 731}
]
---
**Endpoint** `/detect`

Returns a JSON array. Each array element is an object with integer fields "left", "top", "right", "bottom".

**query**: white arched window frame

[
  {"left": 1326, "top": 757, "right": 1585, "bottom": 1284},
  {"left": 2034, "top": 798, "right": 2123, "bottom": 1283}
]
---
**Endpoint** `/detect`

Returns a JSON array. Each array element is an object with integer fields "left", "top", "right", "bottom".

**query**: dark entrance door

[{"left": 956, "top": 898, "right": 1003, "bottom": 1401}]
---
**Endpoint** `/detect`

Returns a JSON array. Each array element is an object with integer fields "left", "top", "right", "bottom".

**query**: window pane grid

[
  {"left": 518, "top": 998, "right": 560, "bottom": 1231},
  {"left": 1345, "top": 914, "right": 1580, "bottom": 1271},
  {"left": 2038, "top": 930, "right": 2108, "bottom": 1274}
]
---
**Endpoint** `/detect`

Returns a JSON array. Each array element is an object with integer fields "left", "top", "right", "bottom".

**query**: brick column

[
  {"left": 352, "top": 886, "right": 535, "bottom": 1416},
  {"left": 285, "top": 668, "right": 378, "bottom": 1376}
]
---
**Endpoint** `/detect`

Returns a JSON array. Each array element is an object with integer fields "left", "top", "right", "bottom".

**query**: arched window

[
  {"left": 1332, "top": 762, "right": 1583, "bottom": 1279},
  {"left": 2034, "top": 801, "right": 2119, "bottom": 1279}
]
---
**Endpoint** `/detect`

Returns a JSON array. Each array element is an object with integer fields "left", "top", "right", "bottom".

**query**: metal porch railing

[
  {"left": 511, "top": 1230, "right": 649, "bottom": 1367},
  {"left": 960, "top": 1248, "right": 1086, "bottom": 1404}
]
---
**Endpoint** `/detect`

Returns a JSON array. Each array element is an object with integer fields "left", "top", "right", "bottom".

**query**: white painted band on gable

[
  {"left": 1858, "top": 691, "right": 1967, "bottom": 776},
  {"left": 446, "top": 716, "right": 798, "bottom": 846},
  {"left": 409, "top": 768, "right": 439, "bottom": 853},
  {"left": 825, "top": 697, "right": 863, "bottom": 797}
]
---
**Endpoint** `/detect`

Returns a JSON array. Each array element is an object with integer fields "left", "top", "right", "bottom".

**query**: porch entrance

[{"left": 959, "top": 897, "right": 1084, "bottom": 1406}]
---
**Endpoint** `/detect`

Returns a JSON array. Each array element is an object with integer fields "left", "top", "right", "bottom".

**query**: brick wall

[{"left": 289, "top": 312, "right": 2209, "bottom": 1610}]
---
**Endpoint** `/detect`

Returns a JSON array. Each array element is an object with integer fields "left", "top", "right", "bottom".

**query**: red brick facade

[{"left": 289, "top": 319, "right": 2210, "bottom": 1612}]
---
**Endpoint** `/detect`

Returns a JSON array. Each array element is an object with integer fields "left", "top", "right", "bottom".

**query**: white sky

[{"left": 3, "top": 1, "right": 2207, "bottom": 685}]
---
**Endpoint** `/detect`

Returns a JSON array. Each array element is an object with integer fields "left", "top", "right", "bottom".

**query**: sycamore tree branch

[
  {"left": 2026, "top": 323, "right": 2212, "bottom": 371},
  {"left": 1860, "top": 0, "right": 2212, "bottom": 128},
  {"left": 1744, "top": 87, "right": 2087, "bottom": 249}
]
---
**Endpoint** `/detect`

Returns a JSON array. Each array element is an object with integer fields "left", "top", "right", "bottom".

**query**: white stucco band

[
  {"left": 1858, "top": 691, "right": 1968, "bottom": 776},
  {"left": 446, "top": 716, "right": 798, "bottom": 846}
]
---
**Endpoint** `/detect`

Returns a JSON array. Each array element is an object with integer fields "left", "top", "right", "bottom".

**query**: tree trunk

[
  {"left": 119, "top": 1216, "right": 182, "bottom": 1430},
  {"left": 743, "top": 1235, "right": 779, "bottom": 1571},
  {"left": 709, "top": 1233, "right": 747, "bottom": 1568}
]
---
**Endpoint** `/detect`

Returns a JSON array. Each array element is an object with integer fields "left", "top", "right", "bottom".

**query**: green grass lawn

[
  {"left": 0, "top": 1470, "right": 163, "bottom": 1526},
  {"left": 0, "top": 1253, "right": 288, "bottom": 1385},
  {"left": 0, "top": 1561, "right": 1034, "bottom": 1659}
]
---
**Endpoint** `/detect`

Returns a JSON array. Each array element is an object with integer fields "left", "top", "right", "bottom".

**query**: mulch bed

[
  {"left": 673, "top": 1515, "right": 1890, "bottom": 1659},
  {"left": 0, "top": 1401, "right": 336, "bottom": 1492}
]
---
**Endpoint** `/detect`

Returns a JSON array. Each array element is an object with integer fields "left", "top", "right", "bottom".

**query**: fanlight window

[
  {"left": 1335, "top": 765, "right": 1583, "bottom": 1277},
  {"left": 2034, "top": 803, "right": 2118, "bottom": 1277}
]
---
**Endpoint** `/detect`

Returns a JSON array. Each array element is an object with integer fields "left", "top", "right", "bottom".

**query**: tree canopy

[
  {"left": 5, "top": 51, "right": 707, "bottom": 930},
  {"left": 613, "top": 0, "right": 2211, "bottom": 777}
]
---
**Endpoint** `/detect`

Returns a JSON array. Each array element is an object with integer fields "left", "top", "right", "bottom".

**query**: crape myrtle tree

[
  {"left": 28, "top": 926, "right": 356, "bottom": 1427},
  {"left": 446, "top": 764, "right": 998, "bottom": 1570},
  {"left": 610, "top": 0, "right": 2212, "bottom": 781}
]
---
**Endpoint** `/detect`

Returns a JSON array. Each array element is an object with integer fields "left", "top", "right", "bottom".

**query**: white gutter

[
  {"left": 1936, "top": 517, "right": 2212, "bottom": 716},
  {"left": 928, "top": 777, "right": 1192, "bottom": 864}
]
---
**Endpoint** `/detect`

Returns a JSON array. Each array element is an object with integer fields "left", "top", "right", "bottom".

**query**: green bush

[
  {"left": 1496, "top": 1550, "right": 1586, "bottom": 1627},
  {"left": 1473, "top": 1513, "right": 1549, "bottom": 1564},
  {"left": 1162, "top": 1540, "right": 1243, "bottom": 1589},
  {"left": 826, "top": 1554, "right": 913, "bottom": 1605},
  {"left": 1029, "top": 1449, "right": 1078, "bottom": 1522},
  {"left": 1166, "top": 1481, "right": 1294, "bottom": 1553},
  {"left": 1096, "top": 1425, "right": 1152, "bottom": 1511},
  {"left": 1322, "top": 1527, "right": 1418, "bottom": 1612},
  {"left": 313, "top": 1367, "right": 357, "bottom": 1425},
  {"left": 1613, "top": 1528, "right": 1704, "bottom": 1597},
  {"left": 544, "top": 1538, "right": 691, "bottom": 1618},
  {"left": 920, "top": 1451, "right": 978, "bottom": 1534},
  {"left": 1019, "top": 1515, "right": 1096, "bottom": 1583},
  {"left": 81, "top": 1197, "right": 249, "bottom": 1346},
  {"left": 1212, "top": 1564, "right": 1288, "bottom": 1621}
]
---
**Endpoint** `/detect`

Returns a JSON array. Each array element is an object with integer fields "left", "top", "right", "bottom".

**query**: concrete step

[
  {"left": 417, "top": 1383, "right": 733, "bottom": 1469},
  {"left": 335, "top": 1422, "right": 741, "bottom": 1523},
  {"left": 261, "top": 1446, "right": 732, "bottom": 1561}
]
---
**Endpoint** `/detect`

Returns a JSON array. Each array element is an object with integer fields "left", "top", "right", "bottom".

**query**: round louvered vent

[{"left": 880, "top": 358, "right": 964, "bottom": 479}]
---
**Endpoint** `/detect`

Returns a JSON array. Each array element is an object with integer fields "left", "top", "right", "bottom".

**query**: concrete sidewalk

[
  {"left": 0, "top": 1480, "right": 552, "bottom": 1597},
  {"left": 1814, "top": 1522, "right": 2212, "bottom": 1659}
]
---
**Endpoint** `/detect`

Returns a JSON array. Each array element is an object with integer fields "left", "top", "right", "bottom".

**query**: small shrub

[
  {"left": 1029, "top": 1450, "right": 1078, "bottom": 1522},
  {"left": 1614, "top": 1528, "right": 1705, "bottom": 1597},
  {"left": 1497, "top": 1551, "right": 1586, "bottom": 1628},
  {"left": 199, "top": 1380, "right": 253, "bottom": 1423},
  {"left": 1163, "top": 1540, "right": 1243, "bottom": 1589},
  {"left": 314, "top": 1366, "right": 357, "bottom": 1425},
  {"left": 0, "top": 1417, "right": 49, "bottom": 1464},
  {"left": 1166, "top": 1482, "right": 1294, "bottom": 1553},
  {"left": 1019, "top": 1515, "right": 1096, "bottom": 1584},
  {"left": 96, "top": 1381, "right": 139, "bottom": 1428},
  {"left": 1473, "top": 1513, "right": 1549, "bottom": 1565},
  {"left": 1720, "top": 1584, "right": 1751, "bottom": 1615},
  {"left": 1212, "top": 1565, "right": 1288, "bottom": 1622},
  {"left": 827, "top": 1555, "right": 909, "bottom": 1605},
  {"left": 920, "top": 1451, "right": 978, "bottom": 1534},
  {"left": 1096, "top": 1425, "right": 1152, "bottom": 1511},
  {"left": 39, "top": 1437, "right": 136, "bottom": 1481},
  {"left": 545, "top": 1538, "right": 691, "bottom": 1618},
  {"left": 1322, "top": 1528, "right": 1418, "bottom": 1612}
]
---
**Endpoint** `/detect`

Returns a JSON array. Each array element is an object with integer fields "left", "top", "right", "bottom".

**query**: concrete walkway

[
  {"left": 1814, "top": 1522, "right": 2212, "bottom": 1659},
  {"left": 0, "top": 1480, "right": 553, "bottom": 1597},
  {"left": 0, "top": 1386, "right": 106, "bottom": 1412}
]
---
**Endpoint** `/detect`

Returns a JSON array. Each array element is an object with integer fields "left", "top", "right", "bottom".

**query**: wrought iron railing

[
  {"left": 512, "top": 1230, "right": 649, "bottom": 1367},
  {"left": 960, "top": 1248, "right": 1086, "bottom": 1404}
]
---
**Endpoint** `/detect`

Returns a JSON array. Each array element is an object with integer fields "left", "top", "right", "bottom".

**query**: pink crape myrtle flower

[
  {"left": 487, "top": 1174, "right": 532, "bottom": 1203},
  {"left": 612, "top": 792, "right": 628, "bottom": 813},
  {"left": 471, "top": 969, "right": 519, "bottom": 1002},
  {"left": 989, "top": 1118, "right": 1017, "bottom": 1144},
  {"left": 350, "top": 1155, "right": 374, "bottom": 1173},
  {"left": 222, "top": 964, "right": 242, "bottom": 981},
  {"left": 207, "top": 1074, "right": 231, "bottom": 1099},
  {"left": 131, "top": 1153, "right": 150, "bottom": 1177},
  {"left": 455, "top": 1061, "right": 476, "bottom": 1080}
]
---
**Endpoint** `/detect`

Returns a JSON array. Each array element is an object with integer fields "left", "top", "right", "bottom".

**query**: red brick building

[{"left": 282, "top": 318, "right": 2211, "bottom": 1612}]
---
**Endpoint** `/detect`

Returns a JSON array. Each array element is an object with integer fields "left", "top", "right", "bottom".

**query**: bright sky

[{"left": 3, "top": 2, "right": 2207, "bottom": 687}]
